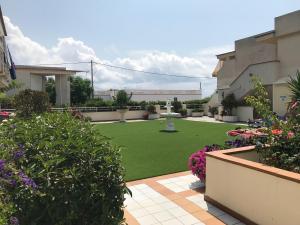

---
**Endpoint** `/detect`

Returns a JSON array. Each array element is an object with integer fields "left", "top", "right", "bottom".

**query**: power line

[
  {"left": 94, "top": 61, "right": 215, "bottom": 79},
  {"left": 32, "top": 61, "right": 216, "bottom": 79}
]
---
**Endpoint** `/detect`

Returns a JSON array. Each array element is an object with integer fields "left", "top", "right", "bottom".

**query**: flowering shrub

[
  {"left": 245, "top": 75, "right": 300, "bottom": 173},
  {"left": 188, "top": 145, "right": 221, "bottom": 182},
  {"left": 0, "top": 113, "right": 129, "bottom": 225}
]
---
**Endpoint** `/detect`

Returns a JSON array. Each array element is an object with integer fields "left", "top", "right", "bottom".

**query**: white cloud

[{"left": 4, "top": 16, "right": 233, "bottom": 97}]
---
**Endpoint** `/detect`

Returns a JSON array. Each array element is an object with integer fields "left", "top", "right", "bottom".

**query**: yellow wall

[
  {"left": 273, "top": 83, "right": 291, "bottom": 116},
  {"left": 206, "top": 152, "right": 300, "bottom": 225}
]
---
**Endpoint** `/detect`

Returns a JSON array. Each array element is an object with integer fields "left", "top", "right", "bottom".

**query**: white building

[
  {"left": 8, "top": 65, "right": 81, "bottom": 106},
  {"left": 95, "top": 88, "right": 202, "bottom": 102}
]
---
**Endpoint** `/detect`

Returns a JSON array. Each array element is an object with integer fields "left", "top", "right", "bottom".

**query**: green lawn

[{"left": 94, "top": 119, "right": 242, "bottom": 181}]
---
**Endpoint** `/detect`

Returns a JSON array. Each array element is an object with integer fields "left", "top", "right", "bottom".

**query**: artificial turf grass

[{"left": 94, "top": 119, "right": 242, "bottom": 181}]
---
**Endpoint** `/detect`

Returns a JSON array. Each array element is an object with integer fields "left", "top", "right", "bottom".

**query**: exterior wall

[
  {"left": 273, "top": 83, "right": 291, "bottom": 116},
  {"left": 216, "top": 58, "right": 236, "bottom": 89},
  {"left": 277, "top": 33, "right": 300, "bottom": 78},
  {"left": 234, "top": 37, "right": 277, "bottom": 76},
  {"left": 95, "top": 89, "right": 202, "bottom": 102},
  {"left": 82, "top": 110, "right": 147, "bottom": 121},
  {"left": 206, "top": 148, "right": 300, "bottom": 225}
]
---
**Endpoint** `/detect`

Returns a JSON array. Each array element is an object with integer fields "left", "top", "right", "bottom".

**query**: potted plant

[
  {"left": 147, "top": 104, "right": 159, "bottom": 120},
  {"left": 179, "top": 108, "right": 187, "bottom": 117},
  {"left": 192, "top": 108, "right": 204, "bottom": 117},
  {"left": 221, "top": 93, "right": 239, "bottom": 122},
  {"left": 113, "top": 90, "right": 132, "bottom": 122}
]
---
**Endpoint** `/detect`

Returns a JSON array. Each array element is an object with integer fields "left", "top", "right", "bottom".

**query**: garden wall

[
  {"left": 205, "top": 146, "right": 300, "bottom": 225},
  {"left": 83, "top": 110, "right": 146, "bottom": 121}
]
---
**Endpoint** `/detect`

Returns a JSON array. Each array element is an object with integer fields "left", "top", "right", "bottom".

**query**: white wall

[{"left": 83, "top": 110, "right": 147, "bottom": 121}]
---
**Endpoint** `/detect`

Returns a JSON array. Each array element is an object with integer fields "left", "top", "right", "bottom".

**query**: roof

[
  {"left": 216, "top": 51, "right": 235, "bottom": 58},
  {"left": 0, "top": 6, "right": 7, "bottom": 36},
  {"left": 15, "top": 65, "right": 83, "bottom": 73}
]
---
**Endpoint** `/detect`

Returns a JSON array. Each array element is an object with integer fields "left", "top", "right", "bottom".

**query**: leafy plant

[
  {"left": 0, "top": 113, "right": 129, "bottom": 225},
  {"left": 113, "top": 90, "right": 132, "bottom": 109},
  {"left": 245, "top": 77, "right": 279, "bottom": 126},
  {"left": 179, "top": 109, "right": 187, "bottom": 117},
  {"left": 70, "top": 76, "right": 92, "bottom": 106},
  {"left": 221, "top": 93, "right": 238, "bottom": 116},
  {"left": 288, "top": 70, "right": 300, "bottom": 101},
  {"left": 172, "top": 98, "right": 182, "bottom": 113},
  {"left": 13, "top": 89, "right": 50, "bottom": 118},
  {"left": 147, "top": 104, "right": 157, "bottom": 114},
  {"left": 209, "top": 106, "right": 218, "bottom": 115}
]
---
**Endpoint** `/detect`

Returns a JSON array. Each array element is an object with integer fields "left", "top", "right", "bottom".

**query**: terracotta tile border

[
  {"left": 125, "top": 171, "right": 225, "bottom": 225},
  {"left": 206, "top": 146, "right": 300, "bottom": 183},
  {"left": 124, "top": 209, "right": 140, "bottom": 225}
]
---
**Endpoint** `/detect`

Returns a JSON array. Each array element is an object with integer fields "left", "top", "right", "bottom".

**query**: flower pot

[
  {"left": 192, "top": 112, "right": 204, "bottom": 117},
  {"left": 222, "top": 115, "right": 239, "bottom": 122},
  {"left": 187, "top": 109, "right": 193, "bottom": 116},
  {"left": 117, "top": 108, "right": 128, "bottom": 122},
  {"left": 148, "top": 113, "right": 160, "bottom": 120}
]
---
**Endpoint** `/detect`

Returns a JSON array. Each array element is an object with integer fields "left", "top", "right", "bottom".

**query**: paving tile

[
  {"left": 177, "top": 214, "right": 200, "bottom": 225},
  {"left": 152, "top": 211, "right": 174, "bottom": 222},
  {"left": 136, "top": 215, "right": 159, "bottom": 225},
  {"left": 130, "top": 208, "right": 150, "bottom": 218},
  {"left": 168, "top": 207, "right": 189, "bottom": 217},
  {"left": 161, "top": 218, "right": 184, "bottom": 225}
]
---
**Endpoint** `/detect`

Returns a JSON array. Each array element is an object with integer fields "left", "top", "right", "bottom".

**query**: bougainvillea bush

[
  {"left": 188, "top": 145, "right": 221, "bottom": 182},
  {"left": 0, "top": 113, "right": 129, "bottom": 225}
]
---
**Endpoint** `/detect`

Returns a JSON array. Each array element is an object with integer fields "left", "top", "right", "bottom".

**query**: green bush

[
  {"left": 13, "top": 89, "right": 50, "bottom": 118},
  {"left": 221, "top": 93, "right": 238, "bottom": 116},
  {"left": 0, "top": 113, "right": 129, "bottom": 225},
  {"left": 147, "top": 105, "right": 157, "bottom": 114},
  {"left": 179, "top": 109, "right": 187, "bottom": 117},
  {"left": 172, "top": 99, "right": 182, "bottom": 113},
  {"left": 113, "top": 90, "right": 132, "bottom": 109}
]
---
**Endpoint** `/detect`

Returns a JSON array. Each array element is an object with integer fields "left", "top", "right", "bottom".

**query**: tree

[
  {"left": 113, "top": 90, "right": 132, "bottom": 109},
  {"left": 45, "top": 77, "right": 56, "bottom": 105},
  {"left": 70, "top": 76, "right": 93, "bottom": 106}
]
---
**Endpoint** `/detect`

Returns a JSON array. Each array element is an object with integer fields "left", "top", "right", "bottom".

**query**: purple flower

[
  {"left": 0, "top": 160, "right": 5, "bottom": 171},
  {"left": 18, "top": 171, "right": 37, "bottom": 189},
  {"left": 13, "top": 150, "right": 24, "bottom": 160},
  {"left": 10, "top": 217, "right": 19, "bottom": 225}
]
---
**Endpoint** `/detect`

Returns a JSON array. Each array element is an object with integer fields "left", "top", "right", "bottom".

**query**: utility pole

[{"left": 90, "top": 60, "right": 94, "bottom": 99}]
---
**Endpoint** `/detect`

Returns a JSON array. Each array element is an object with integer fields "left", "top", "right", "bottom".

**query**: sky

[{"left": 2, "top": 0, "right": 300, "bottom": 97}]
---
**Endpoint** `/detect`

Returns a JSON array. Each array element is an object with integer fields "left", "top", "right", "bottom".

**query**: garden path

[{"left": 125, "top": 171, "right": 245, "bottom": 225}]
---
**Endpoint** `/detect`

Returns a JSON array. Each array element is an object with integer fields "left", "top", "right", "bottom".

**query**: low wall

[
  {"left": 205, "top": 146, "right": 300, "bottom": 225},
  {"left": 235, "top": 106, "right": 253, "bottom": 122},
  {"left": 83, "top": 110, "right": 146, "bottom": 121}
]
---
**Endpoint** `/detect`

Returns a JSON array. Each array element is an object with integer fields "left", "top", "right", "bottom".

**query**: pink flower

[
  {"left": 291, "top": 101, "right": 298, "bottom": 110},
  {"left": 272, "top": 129, "right": 283, "bottom": 135},
  {"left": 288, "top": 131, "right": 294, "bottom": 139}
]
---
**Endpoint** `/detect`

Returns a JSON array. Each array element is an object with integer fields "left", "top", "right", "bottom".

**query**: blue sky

[{"left": 2, "top": 0, "right": 300, "bottom": 95}]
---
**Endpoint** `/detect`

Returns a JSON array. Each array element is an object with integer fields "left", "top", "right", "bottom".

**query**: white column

[{"left": 55, "top": 75, "right": 70, "bottom": 106}]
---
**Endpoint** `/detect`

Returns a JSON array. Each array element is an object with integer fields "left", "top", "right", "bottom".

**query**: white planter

[
  {"left": 187, "top": 109, "right": 193, "bottom": 116},
  {"left": 117, "top": 108, "right": 128, "bottom": 122},
  {"left": 148, "top": 113, "right": 160, "bottom": 120},
  {"left": 192, "top": 112, "right": 204, "bottom": 117},
  {"left": 214, "top": 114, "right": 219, "bottom": 120},
  {"left": 208, "top": 112, "right": 213, "bottom": 117},
  {"left": 222, "top": 115, "right": 239, "bottom": 122}
]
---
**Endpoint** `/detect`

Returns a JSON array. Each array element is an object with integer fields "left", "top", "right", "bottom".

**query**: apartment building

[{"left": 213, "top": 10, "right": 300, "bottom": 116}]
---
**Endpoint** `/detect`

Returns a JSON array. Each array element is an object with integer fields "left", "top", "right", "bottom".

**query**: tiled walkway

[{"left": 124, "top": 171, "right": 245, "bottom": 225}]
